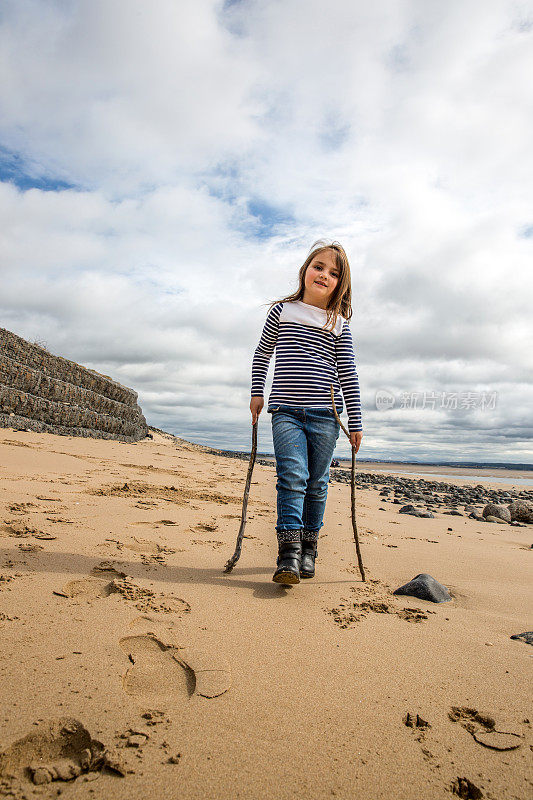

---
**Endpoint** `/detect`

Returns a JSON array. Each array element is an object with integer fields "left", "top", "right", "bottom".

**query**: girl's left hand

[{"left": 349, "top": 431, "right": 363, "bottom": 453}]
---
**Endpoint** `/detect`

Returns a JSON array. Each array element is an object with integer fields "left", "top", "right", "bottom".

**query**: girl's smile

[{"left": 302, "top": 249, "right": 339, "bottom": 308}]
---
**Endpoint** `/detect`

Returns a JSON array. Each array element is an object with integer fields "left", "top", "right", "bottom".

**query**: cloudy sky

[{"left": 1, "top": 0, "right": 532, "bottom": 463}]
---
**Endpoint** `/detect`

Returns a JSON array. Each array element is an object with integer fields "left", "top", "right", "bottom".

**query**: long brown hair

[{"left": 269, "top": 239, "right": 352, "bottom": 331}]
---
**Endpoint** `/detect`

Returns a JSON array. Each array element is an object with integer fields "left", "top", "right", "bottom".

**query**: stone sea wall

[{"left": 0, "top": 327, "right": 148, "bottom": 442}]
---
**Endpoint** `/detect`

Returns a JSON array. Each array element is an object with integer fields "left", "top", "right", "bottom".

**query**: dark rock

[
  {"left": 393, "top": 573, "right": 452, "bottom": 603},
  {"left": 482, "top": 503, "right": 511, "bottom": 523},
  {"left": 510, "top": 631, "right": 533, "bottom": 646},
  {"left": 507, "top": 499, "right": 533, "bottom": 524},
  {"left": 398, "top": 506, "right": 434, "bottom": 517}
]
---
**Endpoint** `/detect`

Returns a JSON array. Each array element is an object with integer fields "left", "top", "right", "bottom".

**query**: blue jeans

[{"left": 268, "top": 405, "right": 340, "bottom": 536}]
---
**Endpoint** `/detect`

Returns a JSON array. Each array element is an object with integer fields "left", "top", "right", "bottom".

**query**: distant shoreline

[
  {"left": 340, "top": 459, "right": 533, "bottom": 479},
  {"left": 150, "top": 428, "right": 533, "bottom": 484},
  {"left": 263, "top": 457, "right": 533, "bottom": 474},
  {"left": 257, "top": 457, "right": 533, "bottom": 484}
]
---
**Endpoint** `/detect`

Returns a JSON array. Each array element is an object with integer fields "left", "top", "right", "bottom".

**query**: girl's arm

[
  {"left": 251, "top": 303, "right": 282, "bottom": 400},
  {"left": 335, "top": 321, "right": 363, "bottom": 433}
]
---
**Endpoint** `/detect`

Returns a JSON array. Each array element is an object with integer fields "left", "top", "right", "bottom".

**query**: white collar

[{"left": 279, "top": 300, "right": 345, "bottom": 337}]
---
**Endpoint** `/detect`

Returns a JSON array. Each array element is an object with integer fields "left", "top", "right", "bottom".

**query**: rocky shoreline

[{"left": 328, "top": 468, "right": 533, "bottom": 527}]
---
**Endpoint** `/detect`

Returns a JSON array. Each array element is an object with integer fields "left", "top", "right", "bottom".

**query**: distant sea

[
  {"left": 337, "top": 460, "right": 533, "bottom": 487},
  {"left": 251, "top": 456, "right": 533, "bottom": 487},
  {"left": 356, "top": 468, "right": 533, "bottom": 486}
]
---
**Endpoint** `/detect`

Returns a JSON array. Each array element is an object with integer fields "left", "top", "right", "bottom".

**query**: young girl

[{"left": 250, "top": 240, "right": 363, "bottom": 585}]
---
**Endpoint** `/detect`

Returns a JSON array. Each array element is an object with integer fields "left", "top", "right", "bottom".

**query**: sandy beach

[{"left": 0, "top": 426, "right": 531, "bottom": 800}]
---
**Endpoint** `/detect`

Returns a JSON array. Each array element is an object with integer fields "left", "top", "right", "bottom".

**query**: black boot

[
  {"left": 300, "top": 533, "right": 318, "bottom": 579},
  {"left": 272, "top": 531, "right": 302, "bottom": 584}
]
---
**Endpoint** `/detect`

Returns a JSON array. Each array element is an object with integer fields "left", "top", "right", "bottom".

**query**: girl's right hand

[{"left": 250, "top": 396, "right": 264, "bottom": 424}]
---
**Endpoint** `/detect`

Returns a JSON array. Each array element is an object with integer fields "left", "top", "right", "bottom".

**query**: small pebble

[{"left": 127, "top": 734, "right": 148, "bottom": 748}]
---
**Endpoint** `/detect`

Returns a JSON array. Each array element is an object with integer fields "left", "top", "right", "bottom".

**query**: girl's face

[{"left": 302, "top": 249, "right": 340, "bottom": 308}]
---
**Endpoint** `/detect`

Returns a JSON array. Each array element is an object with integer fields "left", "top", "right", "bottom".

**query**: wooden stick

[
  {"left": 223, "top": 421, "right": 258, "bottom": 573},
  {"left": 330, "top": 385, "right": 366, "bottom": 582}
]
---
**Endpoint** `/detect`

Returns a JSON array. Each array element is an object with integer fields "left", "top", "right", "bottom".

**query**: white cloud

[{"left": 0, "top": 0, "right": 532, "bottom": 461}]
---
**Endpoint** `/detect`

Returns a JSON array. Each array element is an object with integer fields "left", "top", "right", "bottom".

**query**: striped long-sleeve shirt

[{"left": 251, "top": 300, "right": 363, "bottom": 432}]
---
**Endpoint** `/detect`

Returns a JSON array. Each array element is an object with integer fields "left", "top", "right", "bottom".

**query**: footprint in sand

[
  {"left": 404, "top": 712, "right": 431, "bottom": 738},
  {"left": 175, "top": 648, "right": 232, "bottom": 699},
  {"left": 450, "top": 776, "right": 484, "bottom": 799},
  {"left": 327, "top": 580, "right": 435, "bottom": 627},
  {"left": 120, "top": 536, "right": 177, "bottom": 566},
  {"left": 190, "top": 521, "right": 218, "bottom": 533},
  {"left": 119, "top": 634, "right": 193, "bottom": 708},
  {"left": 56, "top": 565, "right": 191, "bottom": 614},
  {"left": 0, "top": 574, "right": 16, "bottom": 590},
  {"left": 57, "top": 575, "right": 118, "bottom": 600},
  {"left": 121, "top": 536, "right": 160, "bottom": 553},
  {"left": 2, "top": 519, "right": 57, "bottom": 540},
  {"left": 7, "top": 502, "right": 38, "bottom": 514},
  {"left": 448, "top": 706, "right": 523, "bottom": 751},
  {"left": 134, "top": 500, "right": 159, "bottom": 509},
  {"left": 18, "top": 542, "right": 44, "bottom": 553},
  {"left": 190, "top": 539, "right": 225, "bottom": 548},
  {"left": 55, "top": 562, "right": 126, "bottom": 600},
  {"left": 403, "top": 712, "right": 436, "bottom": 764},
  {"left": 111, "top": 578, "right": 191, "bottom": 613},
  {"left": 119, "top": 634, "right": 231, "bottom": 705},
  {"left": 122, "top": 536, "right": 176, "bottom": 556},
  {"left": 2, "top": 520, "right": 40, "bottom": 538}
]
